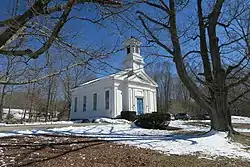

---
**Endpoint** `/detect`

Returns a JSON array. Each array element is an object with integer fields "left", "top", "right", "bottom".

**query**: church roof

[
  {"left": 129, "top": 36, "right": 140, "bottom": 42},
  {"left": 74, "top": 69, "right": 130, "bottom": 87},
  {"left": 124, "top": 36, "right": 142, "bottom": 46},
  {"left": 71, "top": 69, "right": 157, "bottom": 90}
]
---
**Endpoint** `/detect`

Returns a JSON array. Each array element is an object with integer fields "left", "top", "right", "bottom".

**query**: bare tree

[
  {"left": 147, "top": 61, "right": 173, "bottom": 113},
  {"left": 61, "top": 66, "right": 96, "bottom": 120},
  {"left": 0, "top": 56, "right": 22, "bottom": 121},
  {"left": 137, "top": 0, "right": 250, "bottom": 134}
]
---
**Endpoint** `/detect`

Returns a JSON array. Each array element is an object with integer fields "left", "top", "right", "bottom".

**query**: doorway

[{"left": 137, "top": 98, "right": 144, "bottom": 115}]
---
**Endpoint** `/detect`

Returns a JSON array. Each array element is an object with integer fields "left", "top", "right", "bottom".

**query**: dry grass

[
  {"left": 0, "top": 135, "right": 249, "bottom": 167},
  {"left": 231, "top": 133, "right": 250, "bottom": 149}
]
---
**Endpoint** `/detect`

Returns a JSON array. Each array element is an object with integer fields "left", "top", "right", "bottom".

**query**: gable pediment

[
  {"left": 128, "top": 71, "right": 157, "bottom": 86},
  {"left": 130, "top": 75, "right": 150, "bottom": 83}
]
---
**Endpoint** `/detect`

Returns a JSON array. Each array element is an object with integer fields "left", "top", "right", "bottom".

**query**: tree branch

[
  {"left": 226, "top": 56, "right": 246, "bottom": 76},
  {"left": 0, "top": 0, "right": 52, "bottom": 48},
  {"left": 0, "top": 0, "right": 122, "bottom": 51},
  {"left": 136, "top": 11, "right": 170, "bottom": 29},
  {"left": 229, "top": 88, "right": 250, "bottom": 105},
  {"left": 27, "top": 0, "right": 75, "bottom": 58},
  {"left": 182, "top": 50, "right": 200, "bottom": 59},
  {"left": 144, "top": 1, "right": 170, "bottom": 14},
  {"left": 0, "top": 49, "right": 33, "bottom": 56},
  {"left": 138, "top": 15, "right": 174, "bottom": 55},
  {"left": 227, "top": 71, "right": 250, "bottom": 89}
]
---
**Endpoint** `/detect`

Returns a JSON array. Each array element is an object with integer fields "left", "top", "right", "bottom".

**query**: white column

[
  {"left": 131, "top": 88, "right": 135, "bottom": 111},
  {"left": 144, "top": 90, "right": 148, "bottom": 113},
  {"left": 154, "top": 92, "right": 157, "bottom": 112},
  {"left": 147, "top": 91, "right": 151, "bottom": 113},
  {"left": 114, "top": 87, "right": 118, "bottom": 117},
  {"left": 128, "top": 88, "right": 131, "bottom": 111}
]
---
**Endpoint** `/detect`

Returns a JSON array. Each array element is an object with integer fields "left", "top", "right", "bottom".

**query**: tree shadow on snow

[
  {"left": 2, "top": 125, "right": 215, "bottom": 147},
  {"left": 0, "top": 134, "right": 107, "bottom": 167},
  {"left": 0, "top": 125, "right": 219, "bottom": 166}
]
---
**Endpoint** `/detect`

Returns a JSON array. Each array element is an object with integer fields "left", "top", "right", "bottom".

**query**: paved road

[{"left": 0, "top": 123, "right": 100, "bottom": 132}]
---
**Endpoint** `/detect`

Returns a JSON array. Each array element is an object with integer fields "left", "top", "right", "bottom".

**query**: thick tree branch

[
  {"left": 0, "top": 0, "right": 52, "bottom": 48},
  {"left": 0, "top": 49, "right": 33, "bottom": 56},
  {"left": 168, "top": 0, "right": 211, "bottom": 111},
  {"left": 27, "top": 0, "right": 74, "bottom": 58},
  {"left": 0, "top": 0, "right": 122, "bottom": 51}
]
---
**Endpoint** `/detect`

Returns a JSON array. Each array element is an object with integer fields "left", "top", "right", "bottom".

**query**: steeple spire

[{"left": 123, "top": 37, "right": 145, "bottom": 71}]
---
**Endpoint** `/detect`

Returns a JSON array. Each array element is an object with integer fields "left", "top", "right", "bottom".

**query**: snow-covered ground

[
  {"left": 0, "top": 121, "right": 75, "bottom": 126},
  {"left": 183, "top": 116, "right": 250, "bottom": 133},
  {"left": 0, "top": 118, "right": 250, "bottom": 160},
  {"left": 2, "top": 108, "right": 30, "bottom": 119},
  {"left": 232, "top": 116, "right": 250, "bottom": 124},
  {"left": 2, "top": 108, "right": 59, "bottom": 120}
]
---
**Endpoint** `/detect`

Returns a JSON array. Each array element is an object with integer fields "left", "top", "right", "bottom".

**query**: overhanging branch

[
  {"left": 138, "top": 15, "right": 174, "bottom": 55},
  {"left": 0, "top": 58, "right": 93, "bottom": 85}
]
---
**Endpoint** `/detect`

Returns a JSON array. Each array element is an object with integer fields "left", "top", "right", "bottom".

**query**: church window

[
  {"left": 93, "top": 93, "right": 97, "bottom": 111},
  {"left": 74, "top": 97, "right": 77, "bottom": 112},
  {"left": 136, "top": 46, "right": 139, "bottom": 53},
  {"left": 83, "top": 96, "right": 86, "bottom": 112},
  {"left": 127, "top": 47, "right": 130, "bottom": 54},
  {"left": 105, "top": 90, "right": 109, "bottom": 110}
]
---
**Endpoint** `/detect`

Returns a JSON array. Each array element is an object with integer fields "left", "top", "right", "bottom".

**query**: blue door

[{"left": 137, "top": 98, "right": 144, "bottom": 115}]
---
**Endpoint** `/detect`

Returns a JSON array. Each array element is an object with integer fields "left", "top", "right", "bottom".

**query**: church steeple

[{"left": 123, "top": 37, "right": 145, "bottom": 71}]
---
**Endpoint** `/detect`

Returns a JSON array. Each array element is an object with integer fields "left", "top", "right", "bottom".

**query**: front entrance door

[{"left": 137, "top": 98, "right": 144, "bottom": 115}]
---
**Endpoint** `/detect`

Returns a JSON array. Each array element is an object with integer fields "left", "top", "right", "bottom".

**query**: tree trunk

[
  {"left": 67, "top": 102, "right": 71, "bottom": 120},
  {"left": 164, "top": 86, "right": 169, "bottom": 113},
  {"left": 7, "top": 87, "right": 14, "bottom": 121},
  {"left": 0, "top": 84, "right": 7, "bottom": 121},
  {"left": 0, "top": 85, "right": 7, "bottom": 121},
  {"left": 209, "top": 90, "right": 234, "bottom": 133},
  {"left": 45, "top": 82, "right": 52, "bottom": 122},
  {"left": 21, "top": 108, "right": 27, "bottom": 124}
]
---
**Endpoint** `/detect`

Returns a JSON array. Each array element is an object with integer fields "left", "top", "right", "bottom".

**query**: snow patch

[
  {"left": 232, "top": 116, "right": 250, "bottom": 124},
  {"left": 169, "top": 120, "right": 209, "bottom": 131},
  {"left": 94, "top": 118, "right": 131, "bottom": 124},
  {"left": 0, "top": 121, "right": 75, "bottom": 126}
]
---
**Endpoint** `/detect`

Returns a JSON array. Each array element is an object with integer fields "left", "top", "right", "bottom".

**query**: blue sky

[{"left": 0, "top": 0, "right": 179, "bottom": 79}]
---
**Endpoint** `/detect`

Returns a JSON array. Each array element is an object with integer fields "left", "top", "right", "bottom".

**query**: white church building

[{"left": 70, "top": 37, "right": 158, "bottom": 120}]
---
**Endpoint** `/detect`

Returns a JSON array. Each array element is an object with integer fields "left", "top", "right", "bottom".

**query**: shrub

[
  {"left": 134, "top": 112, "right": 171, "bottom": 130},
  {"left": 6, "top": 113, "right": 14, "bottom": 120},
  {"left": 121, "top": 111, "right": 136, "bottom": 121}
]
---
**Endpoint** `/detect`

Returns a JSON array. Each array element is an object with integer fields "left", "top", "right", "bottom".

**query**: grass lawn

[{"left": 0, "top": 135, "right": 249, "bottom": 167}]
